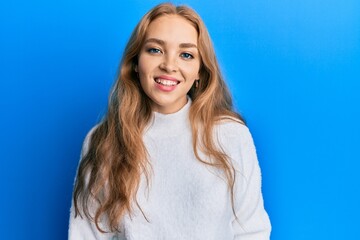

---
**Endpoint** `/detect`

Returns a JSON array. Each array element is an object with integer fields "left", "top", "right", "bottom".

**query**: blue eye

[
  {"left": 148, "top": 48, "right": 161, "bottom": 54},
  {"left": 181, "top": 52, "right": 194, "bottom": 59}
]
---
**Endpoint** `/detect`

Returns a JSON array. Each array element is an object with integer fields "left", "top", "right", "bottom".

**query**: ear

[
  {"left": 195, "top": 79, "right": 200, "bottom": 88},
  {"left": 134, "top": 65, "right": 138, "bottom": 72}
]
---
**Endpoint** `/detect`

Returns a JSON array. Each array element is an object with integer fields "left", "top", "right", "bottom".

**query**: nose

[{"left": 159, "top": 54, "right": 178, "bottom": 73}]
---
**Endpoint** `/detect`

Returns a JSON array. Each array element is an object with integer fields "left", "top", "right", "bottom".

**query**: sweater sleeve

[
  {"left": 68, "top": 203, "right": 111, "bottom": 240},
  {"left": 68, "top": 126, "right": 121, "bottom": 240},
  {"left": 223, "top": 124, "right": 271, "bottom": 239}
]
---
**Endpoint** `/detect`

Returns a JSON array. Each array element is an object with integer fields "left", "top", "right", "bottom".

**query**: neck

[{"left": 145, "top": 97, "right": 192, "bottom": 138}]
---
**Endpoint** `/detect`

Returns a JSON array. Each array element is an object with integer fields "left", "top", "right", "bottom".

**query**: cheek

[
  {"left": 137, "top": 55, "right": 147, "bottom": 74},
  {"left": 137, "top": 55, "right": 160, "bottom": 78},
  {"left": 183, "top": 62, "right": 200, "bottom": 79},
  {"left": 137, "top": 58, "right": 148, "bottom": 86}
]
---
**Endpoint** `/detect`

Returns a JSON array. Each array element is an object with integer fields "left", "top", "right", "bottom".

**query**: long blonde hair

[{"left": 73, "top": 2, "right": 245, "bottom": 232}]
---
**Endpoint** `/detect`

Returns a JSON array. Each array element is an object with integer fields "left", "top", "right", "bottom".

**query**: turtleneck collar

[{"left": 144, "top": 97, "right": 192, "bottom": 138}]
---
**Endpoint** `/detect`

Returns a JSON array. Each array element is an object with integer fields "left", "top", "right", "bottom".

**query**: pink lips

[
  {"left": 154, "top": 75, "right": 180, "bottom": 92},
  {"left": 157, "top": 75, "right": 179, "bottom": 81}
]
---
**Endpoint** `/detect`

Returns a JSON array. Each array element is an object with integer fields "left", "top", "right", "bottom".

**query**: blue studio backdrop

[{"left": 1, "top": 0, "right": 359, "bottom": 239}]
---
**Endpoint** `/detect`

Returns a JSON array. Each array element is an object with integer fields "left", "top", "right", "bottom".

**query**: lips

[
  {"left": 154, "top": 78, "right": 179, "bottom": 86},
  {"left": 154, "top": 75, "right": 180, "bottom": 92}
]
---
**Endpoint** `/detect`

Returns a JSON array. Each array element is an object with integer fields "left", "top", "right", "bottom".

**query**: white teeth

[{"left": 155, "top": 78, "right": 178, "bottom": 86}]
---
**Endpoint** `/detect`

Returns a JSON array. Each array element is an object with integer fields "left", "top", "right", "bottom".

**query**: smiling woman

[
  {"left": 68, "top": 3, "right": 271, "bottom": 240},
  {"left": 137, "top": 15, "right": 200, "bottom": 113}
]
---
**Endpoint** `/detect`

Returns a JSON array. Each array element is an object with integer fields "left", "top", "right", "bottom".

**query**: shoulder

[
  {"left": 214, "top": 117, "right": 258, "bottom": 173},
  {"left": 80, "top": 124, "right": 100, "bottom": 158},
  {"left": 214, "top": 117, "right": 253, "bottom": 144}
]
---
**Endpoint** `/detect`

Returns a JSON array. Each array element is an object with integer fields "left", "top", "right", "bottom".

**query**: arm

[
  {"left": 68, "top": 126, "right": 117, "bottom": 240},
  {"left": 68, "top": 203, "right": 108, "bottom": 240},
  {"left": 222, "top": 124, "right": 271, "bottom": 239}
]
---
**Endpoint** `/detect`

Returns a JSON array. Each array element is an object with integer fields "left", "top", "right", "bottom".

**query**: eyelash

[
  {"left": 180, "top": 52, "right": 194, "bottom": 59},
  {"left": 146, "top": 48, "right": 194, "bottom": 60},
  {"left": 147, "top": 48, "right": 162, "bottom": 54}
]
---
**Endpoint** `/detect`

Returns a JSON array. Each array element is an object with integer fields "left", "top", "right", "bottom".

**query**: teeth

[{"left": 155, "top": 78, "right": 178, "bottom": 86}]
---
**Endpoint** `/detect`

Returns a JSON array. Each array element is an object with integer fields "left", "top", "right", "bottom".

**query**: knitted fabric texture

[{"left": 68, "top": 99, "right": 271, "bottom": 240}]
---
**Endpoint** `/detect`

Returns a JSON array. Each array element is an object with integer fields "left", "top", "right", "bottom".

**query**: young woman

[{"left": 69, "top": 3, "right": 271, "bottom": 240}]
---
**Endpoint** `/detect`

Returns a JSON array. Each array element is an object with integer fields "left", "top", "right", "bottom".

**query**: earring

[
  {"left": 195, "top": 79, "right": 199, "bottom": 88},
  {"left": 134, "top": 65, "right": 139, "bottom": 79}
]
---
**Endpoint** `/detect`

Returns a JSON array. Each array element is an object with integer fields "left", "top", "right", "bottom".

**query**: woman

[{"left": 69, "top": 3, "right": 271, "bottom": 240}]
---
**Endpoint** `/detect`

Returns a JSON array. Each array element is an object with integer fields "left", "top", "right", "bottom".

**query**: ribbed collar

[{"left": 144, "top": 97, "right": 192, "bottom": 138}]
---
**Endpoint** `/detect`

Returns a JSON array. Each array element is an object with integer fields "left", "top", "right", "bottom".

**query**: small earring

[
  {"left": 134, "top": 66, "right": 139, "bottom": 78},
  {"left": 195, "top": 79, "right": 199, "bottom": 88}
]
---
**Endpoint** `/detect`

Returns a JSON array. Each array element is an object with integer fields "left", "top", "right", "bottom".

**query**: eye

[
  {"left": 147, "top": 48, "right": 162, "bottom": 54},
  {"left": 180, "top": 52, "right": 194, "bottom": 59}
]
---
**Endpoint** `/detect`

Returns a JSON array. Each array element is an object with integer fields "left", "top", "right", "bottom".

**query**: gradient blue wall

[{"left": 1, "top": 0, "right": 359, "bottom": 239}]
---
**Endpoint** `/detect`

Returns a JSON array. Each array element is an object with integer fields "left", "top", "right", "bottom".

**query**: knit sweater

[{"left": 68, "top": 99, "right": 271, "bottom": 240}]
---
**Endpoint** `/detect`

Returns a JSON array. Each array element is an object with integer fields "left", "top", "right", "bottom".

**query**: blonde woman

[{"left": 69, "top": 3, "right": 271, "bottom": 240}]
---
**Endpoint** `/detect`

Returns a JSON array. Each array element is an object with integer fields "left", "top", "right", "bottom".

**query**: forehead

[{"left": 145, "top": 15, "right": 198, "bottom": 45}]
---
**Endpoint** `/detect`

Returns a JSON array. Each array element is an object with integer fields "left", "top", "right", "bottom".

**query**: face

[{"left": 137, "top": 15, "right": 200, "bottom": 114}]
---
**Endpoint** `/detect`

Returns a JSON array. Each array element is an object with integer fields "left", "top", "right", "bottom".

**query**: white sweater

[{"left": 68, "top": 99, "right": 271, "bottom": 240}]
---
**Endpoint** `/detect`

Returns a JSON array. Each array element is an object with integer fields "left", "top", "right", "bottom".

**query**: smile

[{"left": 154, "top": 78, "right": 180, "bottom": 86}]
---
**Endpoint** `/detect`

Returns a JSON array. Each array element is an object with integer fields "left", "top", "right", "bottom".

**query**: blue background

[{"left": 1, "top": 0, "right": 359, "bottom": 239}]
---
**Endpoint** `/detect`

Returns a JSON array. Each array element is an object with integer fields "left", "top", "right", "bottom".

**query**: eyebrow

[
  {"left": 144, "top": 38, "right": 198, "bottom": 49},
  {"left": 179, "top": 43, "right": 198, "bottom": 49}
]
